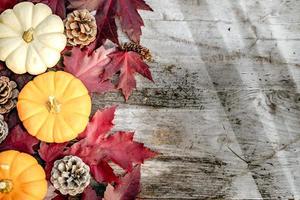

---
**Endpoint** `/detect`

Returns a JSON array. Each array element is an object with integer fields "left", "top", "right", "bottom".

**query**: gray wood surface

[{"left": 93, "top": 0, "right": 300, "bottom": 199}]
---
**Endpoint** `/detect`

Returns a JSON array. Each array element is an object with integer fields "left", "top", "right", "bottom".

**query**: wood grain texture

[{"left": 92, "top": 0, "right": 300, "bottom": 199}]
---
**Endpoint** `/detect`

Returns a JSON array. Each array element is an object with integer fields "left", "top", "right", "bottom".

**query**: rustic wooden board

[{"left": 93, "top": 0, "right": 300, "bottom": 199}]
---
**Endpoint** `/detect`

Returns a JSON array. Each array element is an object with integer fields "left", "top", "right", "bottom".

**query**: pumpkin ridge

[
  {"left": 69, "top": 112, "right": 90, "bottom": 117},
  {"left": 61, "top": 93, "right": 88, "bottom": 104},
  {"left": 20, "top": 180, "right": 47, "bottom": 200},
  {"left": 17, "top": 96, "right": 44, "bottom": 105},
  {"left": 30, "top": 4, "right": 34, "bottom": 32},
  {"left": 30, "top": 112, "right": 49, "bottom": 137},
  {"left": 32, "top": 3, "right": 52, "bottom": 29},
  {"left": 55, "top": 115, "right": 77, "bottom": 142},
  {"left": 20, "top": 179, "right": 46, "bottom": 186},
  {"left": 7, "top": 44, "right": 28, "bottom": 74},
  {"left": 25, "top": 43, "right": 31, "bottom": 72},
  {"left": 60, "top": 114, "right": 75, "bottom": 133},
  {"left": 35, "top": 36, "right": 57, "bottom": 51},
  {"left": 35, "top": 114, "right": 53, "bottom": 142},
  {"left": 35, "top": 33, "right": 65, "bottom": 51},
  {"left": 32, "top": 75, "right": 51, "bottom": 97},
  {"left": 0, "top": 12, "right": 22, "bottom": 33},
  {"left": 0, "top": 37, "right": 23, "bottom": 60},
  {"left": 0, "top": 36, "right": 21, "bottom": 39},
  {"left": 13, "top": 163, "right": 37, "bottom": 182},
  {"left": 0, "top": 151, "right": 18, "bottom": 179},
  {"left": 35, "top": 15, "right": 62, "bottom": 35},
  {"left": 3, "top": 41, "right": 23, "bottom": 62},
  {"left": 14, "top": 2, "right": 34, "bottom": 32},
  {"left": 0, "top": 21, "right": 20, "bottom": 37},
  {"left": 30, "top": 43, "right": 47, "bottom": 70},
  {"left": 18, "top": 190, "right": 40, "bottom": 200},
  {"left": 19, "top": 109, "right": 47, "bottom": 122},
  {"left": 12, "top": 7, "right": 25, "bottom": 33},
  {"left": 54, "top": 73, "right": 74, "bottom": 100},
  {"left": 60, "top": 77, "right": 77, "bottom": 99},
  {"left": 13, "top": 190, "right": 40, "bottom": 200},
  {"left": 8, "top": 153, "right": 24, "bottom": 180},
  {"left": 16, "top": 164, "right": 45, "bottom": 183}
]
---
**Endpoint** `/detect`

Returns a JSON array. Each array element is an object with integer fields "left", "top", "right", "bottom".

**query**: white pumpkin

[{"left": 0, "top": 2, "right": 67, "bottom": 75}]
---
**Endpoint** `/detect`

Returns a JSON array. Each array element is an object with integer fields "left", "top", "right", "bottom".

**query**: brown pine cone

[
  {"left": 0, "top": 115, "right": 8, "bottom": 143},
  {"left": 121, "top": 42, "right": 153, "bottom": 62},
  {"left": 0, "top": 76, "right": 19, "bottom": 114},
  {"left": 65, "top": 9, "right": 97, "bottom": 48}
]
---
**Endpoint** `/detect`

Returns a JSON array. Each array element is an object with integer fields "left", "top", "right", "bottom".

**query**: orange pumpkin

[
  {"left": 17, "top": 71, "right": 91, "bottom": 143},
  {"left": 0, "top": 150, "right": 47, "bottom": 200}
]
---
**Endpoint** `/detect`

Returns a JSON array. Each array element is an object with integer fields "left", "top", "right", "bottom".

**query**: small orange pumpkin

[
  {"left": 17, "top": 71, "right": 92, "bottom": 143},
  {"left": 0, "top": 150, "right": 47, "bottom": 200}
]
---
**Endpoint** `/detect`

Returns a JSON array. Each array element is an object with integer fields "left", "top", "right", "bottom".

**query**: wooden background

[{"left": 94, "top": 0, "right": 300, "bottom": 199}]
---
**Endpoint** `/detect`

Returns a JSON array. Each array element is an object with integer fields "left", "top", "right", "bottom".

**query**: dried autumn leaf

[
  {"left": 0, "top": 0, "right": 17, "bottom": 13},
  {"left": 102, "top": 51, "right": 153, "bottom": 100},
  {"left": 67, "top": 0, "right": 101, "bottom": 11},
  {"left": 29, "top": 0, "right": 66, "bottom": 18},
  {"left": 67, "top": 107, "right": 157, "bottom": 183},
  {"left": 90, "top": 160, "right": 119, "bottom": 183},
  {"left": 97, "top": 131, "right": 157, "bottom": 170},
  {"left": 39, "top": 142, "right": 68, "bottom": 163},
  {"left": 38, "top": 142, "right": 68, "bottom": 178},
  {"left": 0, "top": 125, "right": 39, "bottom": 154},
  {"left": 95, "top": 1, "right": 118, "bottom": 45},
  {"left": 82, "top": 186, "right": 100, "bottom": 200},
  {"left": 64, "top": 46, "right": 115, "bottom": 93},
  {"left": 103, "top": 165, "right": 141, "bottom": 200},
  {"left": 74, "top": 0, "right": 152, "bottom": 45},
  {"left": 44, "top": 183, "right": 58, "bottom": 200},
  {"left": 78, "top": 106, "right": 116, "bottom": 141},
  {"left": 114, "top": 0, "right": 152, "bottom": 43}
]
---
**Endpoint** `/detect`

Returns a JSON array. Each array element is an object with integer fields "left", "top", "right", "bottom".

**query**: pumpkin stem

[
  {"left": 22, "top": 28, "right": 34, "bottom": 43},
  {"left": 47, "top": 96, "right": 61, "bottom": 113},
  {"left": 0, "top": 179, "right": 13, "bottom": 193}
]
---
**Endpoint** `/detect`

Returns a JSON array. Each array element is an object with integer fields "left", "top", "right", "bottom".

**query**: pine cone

[
  {"left": 65, "top": 9, "right": 97, "bottom": 48},
  {"left": 0, "top": 115, "right": 8, "bottom": 143},
  {"left": 0, "top": 76, "right": 19, "bottom": 114},
  {"left": 51, "top": 156, "right": 91, "bottom": 196},
  {"left": 121, "top": 42, "right": 153, "bottom": 62}
]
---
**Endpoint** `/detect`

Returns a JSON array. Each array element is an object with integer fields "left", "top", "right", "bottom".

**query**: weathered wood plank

[{"left": 92, "top": 0, "right": 300, "bottom": 198}]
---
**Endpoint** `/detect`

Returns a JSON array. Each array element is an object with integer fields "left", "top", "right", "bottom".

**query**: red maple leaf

[
  {"left": 44, "top": 183, "right": 58, "bottom": 200},
  {"left": 95, "top": 1, "right": 118, "bottom": 45},
  {"left": 103, "top": 165, "right": 141, "bottom": 200},
  {"left": 0, "top": 125, "right": 39, "bottom": 154},
  {"left": 69, "top": 0, "right": 152, "bottom": 45},
  {"left": 82, "top": 186, "right": 100, "bottom": 200},
  {"left": 38, "top": 142, "right": 68, "bottom": 178},
  {"left": 67, "top": 0, "right": 101, "bottom": 11},
  {"left": 29, "top": 0, "right": 66, "bottom": 19},
  {"left": 78, "top": 106, "right": 116, "bottom": 141},
  {"left": 102, "top": 51, "right": 153, "bottom": 100},
  {"left": 67, "top": 107, "right": 157, "bottom": 183},
  {"left": 0, "top": 0, "right": 17, "bottom": 13},
  {"left": 64, "top": 46, "right": 115, "bottom": 93}
]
